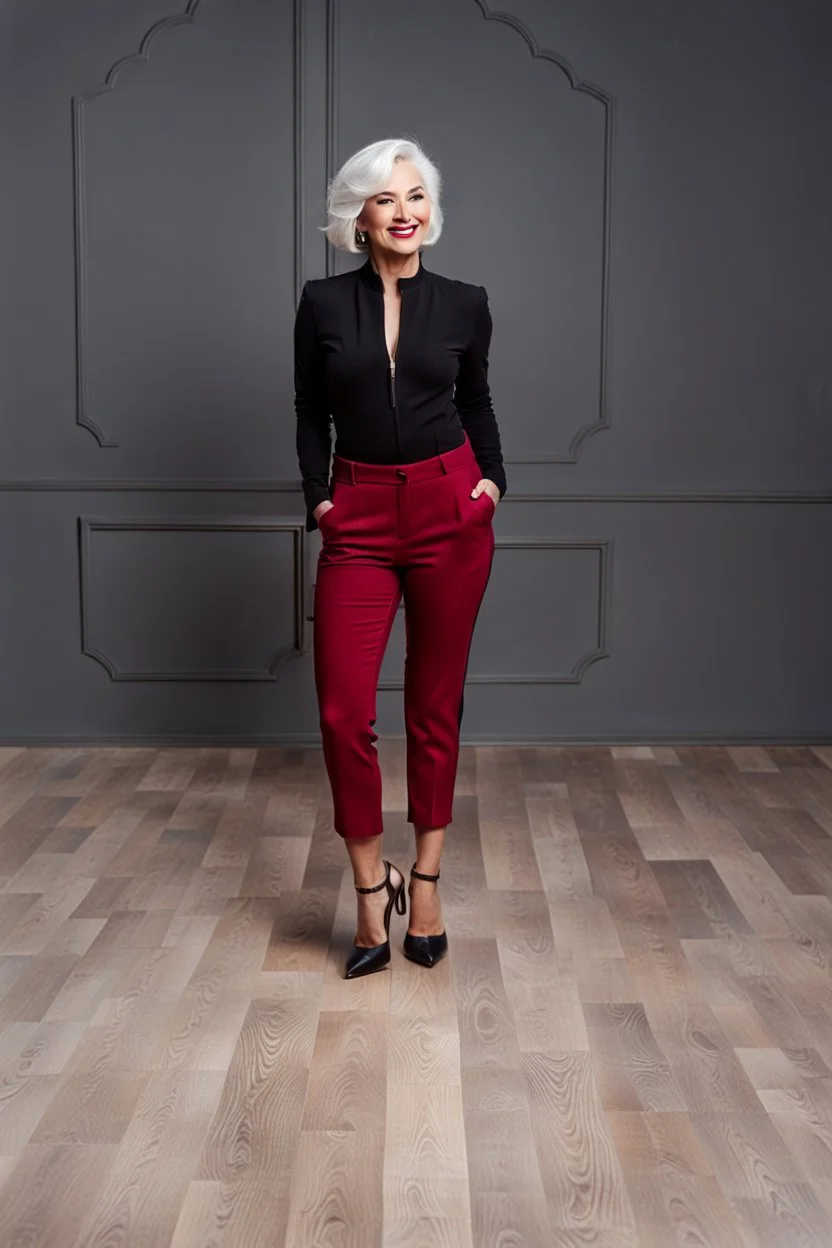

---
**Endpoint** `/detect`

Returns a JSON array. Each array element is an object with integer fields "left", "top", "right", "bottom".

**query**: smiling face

[{"left": 356, "top": 158, "right": 431, "bottom": 259}]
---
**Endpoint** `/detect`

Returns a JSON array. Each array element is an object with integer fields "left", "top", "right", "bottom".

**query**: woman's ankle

[
  {"left": 345, "top": 836, "right": 387, "bottom": 889},
  {"left": 412, "top": 824, "right": 445, "bottom": 877}
]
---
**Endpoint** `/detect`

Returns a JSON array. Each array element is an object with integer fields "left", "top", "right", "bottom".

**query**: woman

[{"left": 294, "top": 137, "right": 506, "bottom": 979}]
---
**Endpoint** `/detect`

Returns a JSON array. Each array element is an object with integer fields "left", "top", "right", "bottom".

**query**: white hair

[{"left": 322, "top": 137, "right": 444, "bottom": 254}]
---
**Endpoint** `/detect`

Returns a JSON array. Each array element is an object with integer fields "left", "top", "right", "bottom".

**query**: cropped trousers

[{"left": 313, "top": 433, "right": 496, "bottom": 840}]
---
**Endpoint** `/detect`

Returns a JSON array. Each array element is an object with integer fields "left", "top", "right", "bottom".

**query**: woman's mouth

[{"left": 388, "top": 224, "right": 418, "bottom": 238}]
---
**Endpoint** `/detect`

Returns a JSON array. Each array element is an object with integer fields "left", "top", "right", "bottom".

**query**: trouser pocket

[{"left": 454, "top": 462, "right": 495, "bottom": 525}]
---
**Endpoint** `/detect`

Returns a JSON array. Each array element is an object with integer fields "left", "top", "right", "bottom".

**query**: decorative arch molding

[
  {"left": 473, "top": 0, "right": 609, "bottom": 102},
  {"left": 96, "top": 0, "right": 207, "bottom": 91},
  {"left": 327, "top": 0, "right": 615, "bottom": 465},
  {"left": 71, "top": 0, "right": 306, "bottom": 450},
  {"left": 471, "top": 1, "right": 615, "bottom": 464},
  {"left": 71, "top": 0, "right": 208, "bottom": 446}
]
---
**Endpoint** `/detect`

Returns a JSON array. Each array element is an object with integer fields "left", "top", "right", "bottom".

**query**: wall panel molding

[
  {"left": 293, "top": 0, "right": 305, "bottom": 302},
  {"left": 4, "top": 482, "right": 828, "bottom": 502},
  {"left": 71, "top": 0, "right": 207, "bottom": 446},
  {"left": 324, "top": 0, "right": 338, "bottom": 278},
  {"left": 472, "top": 0, "right": 615, "bottom": 466},
  {"left": 71, "top": 0, "right": 305, "bottom": 445},
  {"left": 78, "top": 515, "right": 307, "bottom": 680},
  {"left": 327, "top": 0, "right": 614, "bottom": 463},
  {"left": 374, "top": 536, "right": 613, "bottom": 688}
]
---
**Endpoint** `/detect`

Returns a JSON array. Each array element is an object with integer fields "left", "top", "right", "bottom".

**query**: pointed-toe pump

[
  {"left": 402, "top": 863, "right": 448, "bottom": 968},
  {"left": 344, "top": 858, "right": 407, "bottom": 980}
]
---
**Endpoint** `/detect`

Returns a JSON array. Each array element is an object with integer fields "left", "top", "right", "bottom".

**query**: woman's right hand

[{"left": 313, "top": 500, "right": 335, "bottom": 525}]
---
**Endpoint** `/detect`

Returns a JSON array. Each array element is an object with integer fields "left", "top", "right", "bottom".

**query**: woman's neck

[{"left": 368, "top": 250, "right": 420, "bottom": 293}]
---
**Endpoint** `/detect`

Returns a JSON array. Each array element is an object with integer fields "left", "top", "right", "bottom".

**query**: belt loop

[{"left": 438, "top": 446, "right": 455, "bottom": 475}]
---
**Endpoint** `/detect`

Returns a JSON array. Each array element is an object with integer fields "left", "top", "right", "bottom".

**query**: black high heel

[
  {"left": 344, "top": 859, "right": 407, "bottom": 979},
  {"left": 402, "top": 863, "right": 448, "bottom": 968}
]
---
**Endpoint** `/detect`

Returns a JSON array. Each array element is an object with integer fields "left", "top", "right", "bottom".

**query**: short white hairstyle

[{"left": 322, "top": 137, "right": 444, "bottom": 254}]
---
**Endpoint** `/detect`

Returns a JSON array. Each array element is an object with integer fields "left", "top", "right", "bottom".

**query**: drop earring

[{"left": 356, "top": 229, "right": 367, "bottom": 246}]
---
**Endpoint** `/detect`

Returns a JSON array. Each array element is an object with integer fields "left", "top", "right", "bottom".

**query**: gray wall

[{"left": 1, "top": 0, "right": 830, "bottom": 744}]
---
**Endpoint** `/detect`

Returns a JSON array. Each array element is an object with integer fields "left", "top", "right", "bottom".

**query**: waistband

[{"left": 332, "top": 433, "right": 472, "bottom": 485}]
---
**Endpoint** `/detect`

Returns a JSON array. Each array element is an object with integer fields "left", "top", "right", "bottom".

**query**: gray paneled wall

[{"left": 1, "top": 0, "right": 830, "bottom": 743}]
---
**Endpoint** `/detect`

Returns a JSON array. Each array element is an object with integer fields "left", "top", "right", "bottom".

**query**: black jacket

[{"left": 294, "top": 252, "right": 507, "bottom": 531}]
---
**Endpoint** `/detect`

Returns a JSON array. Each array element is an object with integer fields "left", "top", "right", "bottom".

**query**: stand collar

[{"left": 359, "top": 252, "right": 425, "bottom": 293}]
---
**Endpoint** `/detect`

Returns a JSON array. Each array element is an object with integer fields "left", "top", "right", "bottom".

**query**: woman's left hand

[{"left": 471, "top": 479, "right": 500, "bottom": 508}]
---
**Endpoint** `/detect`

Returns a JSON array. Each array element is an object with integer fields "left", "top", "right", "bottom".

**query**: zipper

[
  {"left": 384, "top": 292, "right": 403, "bottom": 457},
  {"left": 389, "top": 355, "right": 401, "bottom": 458}
]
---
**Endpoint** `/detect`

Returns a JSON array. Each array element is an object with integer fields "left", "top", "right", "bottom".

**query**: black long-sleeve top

[{"left": 294, "top": 252, "right": 507, "bottom": 531}]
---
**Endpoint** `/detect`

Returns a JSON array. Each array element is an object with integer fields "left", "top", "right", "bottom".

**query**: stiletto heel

[
  {"left": 402, "top": 863, "right": 448, "bottom": 968},
  {"left": 344, "top": 858, "right": 407, "bottom": 979}
]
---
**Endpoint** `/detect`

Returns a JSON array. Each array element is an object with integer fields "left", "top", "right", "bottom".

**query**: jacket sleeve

[
  {"left": 294, "top": 281, "right": 332, "bottom": 532},
  {"left": 453, "top": 285, "right": 507, "bottom": 498}
]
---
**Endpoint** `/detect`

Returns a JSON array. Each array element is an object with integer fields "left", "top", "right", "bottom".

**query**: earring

[{"left": 356, "top": 229, "right": 367, "bottom": 245}]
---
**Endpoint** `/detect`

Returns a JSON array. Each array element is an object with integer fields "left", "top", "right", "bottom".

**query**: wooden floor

[{"left": 0, "top": 744, "right": 831, "bottom": 1246}]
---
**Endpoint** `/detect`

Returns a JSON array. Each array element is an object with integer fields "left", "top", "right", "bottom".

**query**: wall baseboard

[{"left": 1, "top": 732, "right": 829, "bottom": 747}]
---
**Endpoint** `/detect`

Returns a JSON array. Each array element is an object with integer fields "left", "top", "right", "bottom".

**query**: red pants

[{"left": 313, "top": 433, "right": 496, "bottom": 840}]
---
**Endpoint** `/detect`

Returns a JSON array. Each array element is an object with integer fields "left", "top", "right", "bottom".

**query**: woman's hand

[
  {"left": 471, "top": 479, "right": 500, "bottom": 509},
  {"left": 314, "top": 500, "right": 335, "bottom": 524}
]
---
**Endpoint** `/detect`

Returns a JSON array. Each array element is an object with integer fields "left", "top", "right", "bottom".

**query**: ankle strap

[
  {"left": 410, "top": 863, "right": 440, "bottom": 882},
  {"left": 355, "top": 860, "right": 390, "bottom": 893}
]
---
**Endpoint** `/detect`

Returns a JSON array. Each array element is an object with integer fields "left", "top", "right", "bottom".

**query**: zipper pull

[{"left": 389, "top": 358, "right": 396, "bottom": 408}]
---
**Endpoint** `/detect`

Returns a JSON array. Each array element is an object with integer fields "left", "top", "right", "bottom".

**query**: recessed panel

[
  {"left": 80, "top": 520, "right": 301, "bottom": 679},
  {"left": 78, "top": 0, "right": 296, "bottom": 471},
  {"left": 378, "top": 540, "right": 608, "bottom": 685},
  {"left": 335, "top": 0, "right": 609, "bottom": 463}
]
